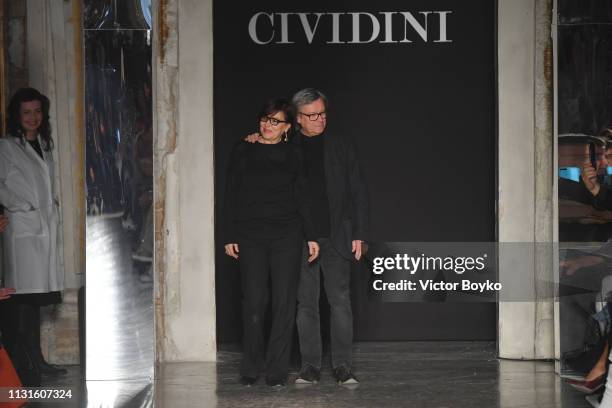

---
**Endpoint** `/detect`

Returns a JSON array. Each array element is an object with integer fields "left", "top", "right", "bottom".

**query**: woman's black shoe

[
  {"left": 265, "top": 376, "right": 286, "bottom": 387},
  {"left": 239, "top": 376, "right": 257, "bottom": 386}
]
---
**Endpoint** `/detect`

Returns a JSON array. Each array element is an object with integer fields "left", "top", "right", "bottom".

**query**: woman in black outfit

[{"left": 223, "top": 98, "right": 319, "bottom": 387}]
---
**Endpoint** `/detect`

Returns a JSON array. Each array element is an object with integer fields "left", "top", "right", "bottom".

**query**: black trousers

[
  {"left": 238, "top": 227, "right": 303, "bottom": 379},
  {"left": 0, "top": 293, "right": 58, "bottom": 352},
  {"left": 0, "top": 293, "right": 59, "bottom": 386},
  {"left": 296, "top": 238, "right": 353, "bottom": 370}
]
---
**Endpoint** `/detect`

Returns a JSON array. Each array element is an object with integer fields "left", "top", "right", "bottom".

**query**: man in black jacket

[{"left": 290, "top": 88, "right": 369, "bottom": 385}]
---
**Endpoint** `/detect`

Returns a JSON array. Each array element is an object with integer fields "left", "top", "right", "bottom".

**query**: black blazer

[{"left": 293, "top": 131, "right": 369, "bottom": 259}]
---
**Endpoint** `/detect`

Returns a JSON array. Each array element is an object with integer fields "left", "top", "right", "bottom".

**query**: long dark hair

[{"left": 6, "top": 87, "right": 54, "bottom": 151}]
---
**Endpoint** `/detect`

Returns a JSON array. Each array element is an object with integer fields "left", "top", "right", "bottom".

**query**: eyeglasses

[
  {"left": 299, "top": 111, "right": 327, "bottom": 121},
  {"left": 260, "top": 116, "right": 288, "bottom": 126}
]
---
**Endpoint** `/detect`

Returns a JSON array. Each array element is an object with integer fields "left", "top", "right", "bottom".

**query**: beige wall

[{"left": 154, "top": 0, "right": 217, "bottom": 362}]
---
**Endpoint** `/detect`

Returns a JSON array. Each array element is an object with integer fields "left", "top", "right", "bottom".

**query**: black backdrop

[{"left": 214, "top": 0, "right": 496, "bottom": 342}]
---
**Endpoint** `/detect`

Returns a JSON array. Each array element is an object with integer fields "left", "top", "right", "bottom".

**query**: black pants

[
  {"left": 0, "top": 293, "right": 59, "bottom": 386},
  {"left": 0, "top": 293, "right": 58, "bottom": 352},
  {"left": 238, "top": 228, "right": 303, "bottom": 379},
  {"left": 296, "top": 238, "right": 353, "bottom": 370}
]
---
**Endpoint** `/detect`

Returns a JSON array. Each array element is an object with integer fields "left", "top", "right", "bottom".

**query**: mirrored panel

[{"left": 84, "top": 2, "right": 153, "bottom": 405}]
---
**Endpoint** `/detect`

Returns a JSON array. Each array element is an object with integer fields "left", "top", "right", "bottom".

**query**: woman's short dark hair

[
  {"left": 257, "top": 97, "right": 295, "bottom": 126},
  {"left": 6, "top": 87, "right": 54, "bottom": 151}
]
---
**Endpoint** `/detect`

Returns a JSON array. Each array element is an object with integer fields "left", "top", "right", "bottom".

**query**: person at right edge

[
  {"left": 581, "top": 140, "right": 612, "bottom": 407},
  {"left": 291, "top": 88, "right": 369, "bottom": 385}
]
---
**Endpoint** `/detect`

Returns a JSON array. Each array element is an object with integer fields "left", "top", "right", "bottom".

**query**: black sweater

[
  {"left": 222, "top": 140, "right": 315, "bottom": 242},
  {"left": 301, "top": 133, "right": 331, "bottom": 238}
]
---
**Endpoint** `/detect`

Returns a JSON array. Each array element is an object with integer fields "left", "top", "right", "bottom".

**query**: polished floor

[
  {"left": 155, "top": 342, "right": 597, "bottom": 408},
  {"left": 36, "top": 216, "right": 598, "bottom": 407},
  {"left": 39, "top": 342, "right": 596, "bottom": 408}
]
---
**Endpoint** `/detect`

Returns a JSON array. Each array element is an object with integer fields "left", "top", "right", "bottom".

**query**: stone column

[
  {"left": 153, "top": 0, "right": 217, "bottom": 363},
  {"left": 498, "top": 0, "right": 555, "bottom": 359}
]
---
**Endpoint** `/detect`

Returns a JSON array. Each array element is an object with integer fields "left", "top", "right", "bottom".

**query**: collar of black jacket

[{"left": 294, "top": 130, "right": 326, "bottom": 144}]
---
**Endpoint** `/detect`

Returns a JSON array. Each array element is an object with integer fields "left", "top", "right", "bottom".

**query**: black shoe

[
  {"left": 332, "top": 366, "right": 359, "bottom": 385},
  {"left": 295, "top": 364, "right": 320, "bottom": 384},
  {"left": 239, "top": 376, "right": 257, "bottom": 386},
  {"left": 265, "top": 376, "right": 286, "bottom": 387}
]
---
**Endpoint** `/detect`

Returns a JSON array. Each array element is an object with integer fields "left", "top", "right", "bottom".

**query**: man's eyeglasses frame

[{"left": 299, "top": 111, "right": 327, "bottom": 121}]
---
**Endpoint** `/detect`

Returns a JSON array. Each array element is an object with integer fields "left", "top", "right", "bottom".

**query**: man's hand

[
  {"left": 560, "top": 255, "right": 604, "bottom": 276},
  {"left": 352, "top": 240, "right": 363, "bottom": 261},
  {"left": 0, "top": 288, "right": 15, "bottom": 301},
  {"left": 224, "top": 243, "right": 239, "bottom": 259},
  {"left": 0, "top": 215, "right": 7, "bottom": 233},
  {"left": 245, "top": 133, "right": 262, "bottom": 143},
  {"left": 307, "top": 241, "right": 320, "bottom": 262},
  {"left": 582, "top": 163, "right": 601, "bottom": 196}
]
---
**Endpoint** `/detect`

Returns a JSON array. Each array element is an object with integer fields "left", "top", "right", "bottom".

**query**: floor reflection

[{"left": 86, "top": 215, "right": 153, "bottom": 407}]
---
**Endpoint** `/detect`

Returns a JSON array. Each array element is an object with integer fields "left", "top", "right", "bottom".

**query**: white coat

[{"left": 0, "top": 135, "right": 62, "bottom": 293}]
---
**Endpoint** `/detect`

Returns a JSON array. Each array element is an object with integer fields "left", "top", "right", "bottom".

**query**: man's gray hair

[{"left": 292, "top": 88, "right": 329, "bottom": 110}]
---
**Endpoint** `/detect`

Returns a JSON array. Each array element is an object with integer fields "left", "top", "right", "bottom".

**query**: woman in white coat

[{"left": 0, "top": 88, "right": 66, "bottom": 380}]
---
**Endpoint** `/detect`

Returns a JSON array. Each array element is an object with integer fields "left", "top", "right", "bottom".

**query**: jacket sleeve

[
  {"left": 221, "top": 142, "right": 244, "bottom": 244},
  {"left": 294, "top": 146, "right": 317, "bottom": 241},
  {"left": 0, "top": 142, "right": 34, "bottom": 212},
  {"left": 344, "top": 135, "right": 369, "bottom": 241}
]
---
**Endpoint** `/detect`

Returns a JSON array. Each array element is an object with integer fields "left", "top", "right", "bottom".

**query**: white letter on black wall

[
  {"left": 349, "top": 12, "right": 381, "bottom": 44},
  {"left": 298, "top": 13, "right": 323, "bottom": 44},
  {"left": 400, "top": 11, "right": 431, "bottom": 43},
  {"left": 277, "top": 13, "right": 294, "bottom": 44},
  {"left": 249, "top": 12, "right": 275, "bottom": 44},
  {"left": 327, "top": 13, "right": 345, "bottom": 44},
  {"left": 434, "top": 11, "right": 452, "bottom": 43},
  {"left": 379, "top": 12, "right": 397, "bottom": 43}
]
